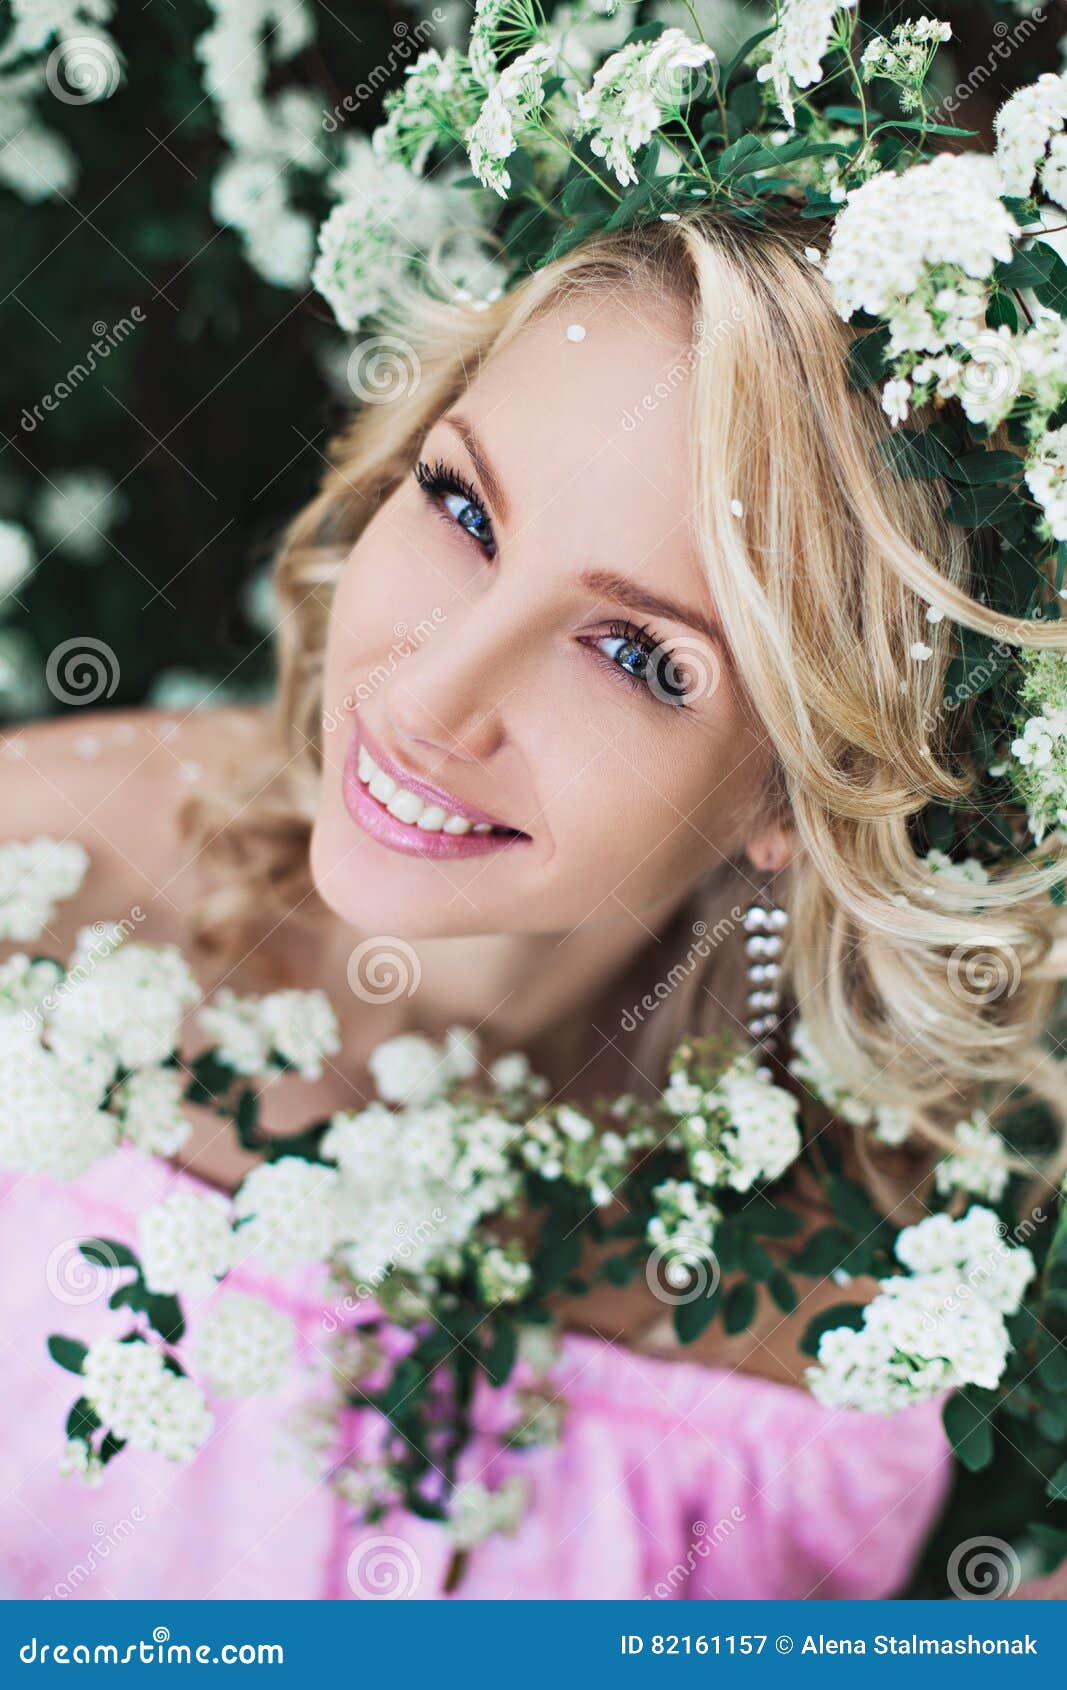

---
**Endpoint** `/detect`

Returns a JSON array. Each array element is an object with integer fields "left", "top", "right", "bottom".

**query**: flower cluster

[
  {"left": 934, "top": 1112, "right": 1010, "bottom": 1202},
  {"left": 788, "top": 1017, "right": 911, "bottom": 1145},
  {"left": 661, "top": 1050, "right": 802, "bottom": 1191},
  {"left": 80, "top": 1336, "right": 214, "bottom": 1463},
  {"left": 860, "top": 19, "right": 951, "bottom": 112},
  {"left": 190, "top": 1291, "right": 295, "bottom": 1397},
  {"left": 199, "top": 984, "right": 340, "bottom": 1081},
  {"left": 755, "top": 0, "right": 856, "bottom": 129},
  {"left": 808, "top": 1208, "right": 1034, "bottom": 1413},
  {"left": 994, "top": 70, "right": 1067, "bottom": 204},
  {"left": 573, "top": 27, "right": 716, "bottom": 188},
  {"left": 1009, "top": 650, "right": 1067, "bottom": 843},
  {"left": 0, "top": 836, "right": 87, "bottom": 942}
]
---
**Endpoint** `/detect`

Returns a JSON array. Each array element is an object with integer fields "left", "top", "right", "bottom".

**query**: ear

[{"left": 742, "top": 821, "right": 796, "bottom": 876}]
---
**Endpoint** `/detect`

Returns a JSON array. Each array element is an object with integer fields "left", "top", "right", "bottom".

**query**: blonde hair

[{"left": 189, "top": 207, "right": 1067, "bottom": 1170}]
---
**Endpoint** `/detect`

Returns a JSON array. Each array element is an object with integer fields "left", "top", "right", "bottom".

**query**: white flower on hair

[
  {"left": 233, "top": 1156, "right": 340, "bottom": 1273},
  {"left": 138, "top": 1189, "right": 234, "bottom": 1297},
  {"left": 1043, "top": 133, "right": 1067, "bottom": 211},
  {"left": 0, "top": 952, "right": 62, "bottom": 1021},
  {"left": 575, "top": 27, "right": 716, "bottom": 188},
  {"left": 81, "top": 1336, "right": 213, "bottom": 1463},
  {"left": 114, "top": 1065, "right": 191, "bottom": 1156},
  {"left": 47, "top": 931, "right": 199, "bottom": 1083},
  {"left": 881, "top": 378, "right": 912, "bottom": 427},
  {"left": 994, "top": 70, "right": 1067, "bottom": 200},
  {"left": 373, "top": 46, "right": 478, "bottom": 175},
  {"left": 0, "top": 837, "right": 87, "bottom": 942},
  {"left": 756, "top": 0, "right": 857, "bottom": 128},
  {"left": 789, "top": 1017, "right": 910, "bottom": 1145},
  {"left": 1009, "top": 649, "right": 1067, "bottom": 842},
  {"left": 924, "top": 848, "right": 990, "bottom": 888},
  {"left": 824, "top": 153, "right": 1015, "bottom": 323},
  {"left": 1025, "top": 423, "right": 1067, "bottom": 544},
  {"left": 935, "top": 1111, "right": 1009, "bottom": 1202},
  {"left": 190, "top": 1291, "right": 295, "bottom": 1396},
  {"left": 467, "top": 42, "right": 558, "bottom": 196},
  {"left": 33, "top": 471, "right": 126, "bottom": 562},
  {"left": 0, "top": 520, "right": 35, "bottom": 603},
  {"left": 807, "top": 1206, "right": 1034, "bottom": 1412},
  {"left": 646, "top": 1176, "right": 721, "bottom": 1258}
]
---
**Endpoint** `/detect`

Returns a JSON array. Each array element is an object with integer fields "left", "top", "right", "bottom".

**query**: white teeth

[
  {"left": 386, "top": 788, "right": 424, "bottom": 824},
  {"left": 358, "top": 745, "right": 501, "bottom": 837}
]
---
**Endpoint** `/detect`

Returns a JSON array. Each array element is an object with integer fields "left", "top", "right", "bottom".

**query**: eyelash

[
  {"left": 411, "top": 458, "right": 688, "bottom": 709},
  {"left": 414, "top": 458, "right": 498, "bottom": 559}
]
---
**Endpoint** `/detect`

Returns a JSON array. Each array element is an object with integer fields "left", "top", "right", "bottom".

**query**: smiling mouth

[{"left": 342, "top": 727, "right": 529, "bottom": 859}]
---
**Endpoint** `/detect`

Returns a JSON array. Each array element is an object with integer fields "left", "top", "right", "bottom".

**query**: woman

[{"left": 1, "top": 209, "right": 1063, "bottom": 1600}]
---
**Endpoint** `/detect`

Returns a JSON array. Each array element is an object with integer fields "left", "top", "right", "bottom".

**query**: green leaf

[
  {"left": 848, "top": 326, "right": 890, "bottom": 390},
  {"left": 184, "top": 1050, "right": 235, "bottom": 1103},
  {"left": 768, "top": 1270, "right": 797, "bottom": 1315},
  {"left": 943, "top": 484, "right": 1019, "bottom": 529},
  {"left": 673, "top": 1284, "right": 721, "bottom": 1344},
  {"left": 880, "top": 428, "right": 954, "bottom": 482},
  {"left": 1032, "top": 246, "right": 1067, "bottom": 316},
  {"left": 736, "top": 1235, "right": 776, "bottom": 1280},
  {"left": 720, "top": 25, "right": 776, "bottom": 92},
  {"left": 723, "top": 1280, "right": 757, "bottom": 1335},
  {"left": 144, "top": 1293, "right": 185, "bottom": 1345},
  {"left": 48, "top": 1335, "right": 88, "bottom": 1375},
  {"left": 987, "top": 291, "right": 1018, "bottom": 332},
  {"left": 943, "top": 1389, "right": 995, "bottom": 1473},
  {"left": 66, "top": 1397, "right": 102, "bottom": 1442},
  {"left": 601, "top": 1252, "right": 640, "bottom": 1287},
  {"left": 98, "top": 1431, "right": 127, "bottom": 1466},
  {"left": 790, "top": 1225, "right": 855, "bottom": 1277},
  {"left": 738, "top": 1204, "right": 803, "bottom": 1240},
  {"left": 948, "top": 450, "right": 1023, "bottom": 487},
  {"left": 1047, "top": 1459, "right": 1067, "bottom": 1502},
  {"left": 482, "top": 1322, "right": 518, "bottom": 1388},
  {"left": 995, "top": 245, "right": 1054, "bottom": 291},
  {"left": 800, "top": 1302, "right": 866, "bottom": 1358},
  {"left": 81, "top": 1238, "right": 140, "bottom": 1272},
  {"left": 234, "top": 1087, "right": 260, "bottom": 1150}
]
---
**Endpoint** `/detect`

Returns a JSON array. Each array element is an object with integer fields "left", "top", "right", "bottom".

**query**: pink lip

[{"left": 342, "top": 723, "right": 530, "bottom": 861}]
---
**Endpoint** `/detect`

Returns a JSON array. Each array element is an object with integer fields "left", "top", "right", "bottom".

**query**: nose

[{"left": 384, "top": 592, "right": 517, "bottom": 769}]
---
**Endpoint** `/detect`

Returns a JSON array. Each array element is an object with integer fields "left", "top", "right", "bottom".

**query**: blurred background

[{"left": 1, "top": 0, "right": 1065, "bottom": 724}]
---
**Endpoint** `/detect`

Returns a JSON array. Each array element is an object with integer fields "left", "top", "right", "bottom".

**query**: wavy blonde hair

[{"left": 190, "top": 207, "right": 1067, "bottom": 1173}]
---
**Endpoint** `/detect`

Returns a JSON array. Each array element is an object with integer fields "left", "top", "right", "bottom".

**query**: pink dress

[{"left": 0, "top": 1147, "right": 953, "bottom": 1601}]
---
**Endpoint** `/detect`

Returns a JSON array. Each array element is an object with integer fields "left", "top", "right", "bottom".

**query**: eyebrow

[
  {"left": 580, "top": 569, "right": 722, "bottom": 647},
  {"left": 443, "top": 413, "right": 511, "bottom": 526},
  {"left": 442, "top": 414, "right": 720, "bottom": 647}
]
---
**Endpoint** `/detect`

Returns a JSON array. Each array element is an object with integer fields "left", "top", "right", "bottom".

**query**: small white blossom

[
  {"left": 935, "top": 1111, "right": 1009, "bottom": 1201},
  {"left": 139, "top": 1189, "right": 233, "bottom": 1297},
  {"left": 47, "top": 929, "right": 199, "bottom": 1082},
  {"left": 994, "top": 70, "right": 1067, "bottom": 199},
  {"left": 575, "top": 28, "right": 716, "bottom": 187},
  {"left": 233, "top": 1156, "right": 340, "bottom": 1273},
  {"left": 82, "top": 1336, "right": 213, "bottom": 1463},
  {"left": 33, "top": 471, "right": 126, "bottom": 562},
  {"left": 466, "top": 42, "right": 558, "bottom": 197},
  {"left": 789, "top": 1017, "right": 911, "bottom": 1144},
  {"left": 0, "top": 837, "right": 88, "bottom": 942},
  {"left": 447, "top": 1477, "right": 526, "bottom": 1549},
  {"left": 190, "top": 1291, "right": 295, "bottom": 1396},
  {"left": 1025, "top": 423, "right": 1067, "bottom": 544},
  {"left": 756, "top": 0, "right": 858, "bottom": 128},
  {"left": 0, "top": 520, "right": 35, "bottom": 602},
  {"left": 113, "top": 1065, "right": 191, "bottom": 1156},
  {"left": 0, "top": 1014, "right": 117, "bottom": 1178}
]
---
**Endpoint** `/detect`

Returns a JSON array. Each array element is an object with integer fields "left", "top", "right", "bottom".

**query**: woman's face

[{"left": 312, "top": 286, "right": 780, "bottom": 941}]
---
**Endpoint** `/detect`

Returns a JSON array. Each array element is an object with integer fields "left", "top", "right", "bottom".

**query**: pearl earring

[{"left": 743, "top": 901, "right": 788, "bottom": 1067}]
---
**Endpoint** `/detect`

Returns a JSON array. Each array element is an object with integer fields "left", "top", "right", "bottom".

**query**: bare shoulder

[{"left": 0, "top": 704, "right": 271, "bottom": 955}]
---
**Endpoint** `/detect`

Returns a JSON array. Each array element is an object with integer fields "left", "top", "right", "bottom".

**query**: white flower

[
  {"left": 924, "top": 848, "right": 989, "bottom": 889},
  {"left": 82, "top": 1336, "right": 213, "bottom": 1462},
  {"left": 199, "top": 988, "right": 270, "bottom": 1074},
  {"left": 59, "top": 1437, "right": 104, "bottom": 1487},
  {"left": 473, "top": 1242, "right": 533, "bottom": 1305},
  {"left": 367, "top": 1026, "right": 479, "bottom": 1105},
  {"left": 0, "top": 1013, "right": 117, "bottom": 1179},
  {"left": 994, "top": 70, "right": 1067, "bottom": 199},
  {"left": 807, "top": 1206, "right": 1034, "bottom": 1412},
  {"left": 190, "top": 1291, "right": 295, "bottom": 1396},
  {"left": 47, "top": 931, "right": 199, "bottom": 1082},
  {"left": 33, "top": 471, "right": 126, "bottom": 561},
  {"left": 466, "top": 42, "right": 558, "bottom": 197},
  {"left": 1009, "top": 652, "right": 1067, "bottom": 841},
  {"left": 0, "top": 520, "right": 34, "bottom": 602},
  {"left": 447, "top": 1477, "right": 526, "bottom": 1549},
  {"left": 789, "top": 1017, "right": 911, "bottom": 1144},
  {"left": 372, "top": 46, "right": 476, "bottom": 175},
  {"left": 646, "top": 1176, "right": 720, "bottom": 1258},
  {"left": 881, "top": 378, "right": 912, "bottom": 426},
  {"left": 0, "top": 837, "right": 88, "bottom": 942},
  {"left": 233, "top": 1156, "right": 340, "bottom": 1273},
  {"left": 756, "top": 0, "right": 858, "bottom": 128},
  {"left": 824, "top": 153, "right": 1015, "bottom": 323},
  {"left": 1025, "top": 423, "right": 1067, "bottom": 544},
  {"left": 575, "top": 27, "right": 716, "bottom": 187},
  {"left": 258, "top": 989, "right": 340, "bottom": 1079},
  {"left": 0, "top": 952, "right": 62, "bottom": 1020},
  {"left": 1043, "top": 133, "right": 1067, "bottom": 210},
  {"left": 138, "top": 1189, "right": 233, "bottom": 1297},
  {"left": 114, "top": 1064, "right": 191, "bottom": 1156},
  {"left": 935, "top": 1111, "right": 1009, "bottom": 1201}
]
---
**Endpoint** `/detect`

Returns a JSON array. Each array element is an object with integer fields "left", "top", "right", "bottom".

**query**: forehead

[{"left": 451, "top": 287, "right": 705, "bottom": 603}]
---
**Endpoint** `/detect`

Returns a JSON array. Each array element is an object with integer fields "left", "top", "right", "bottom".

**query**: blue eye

[
  {"left": 597, "top": 623, "right": 689, "bottom": 707},
  {"left": 414, "top": 458, "right": 496, "bottom": 557}
]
